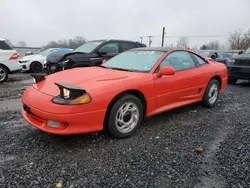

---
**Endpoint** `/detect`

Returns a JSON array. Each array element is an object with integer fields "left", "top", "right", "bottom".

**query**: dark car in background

[
  {"left": 227, "top": 47, "right": 250, "bottom": 84},
  {"left": 44, "top": 39, "right": 147, "bottom": 74},
  {"left": 196, "top": 51, "right": 233, "bottom": 65}
]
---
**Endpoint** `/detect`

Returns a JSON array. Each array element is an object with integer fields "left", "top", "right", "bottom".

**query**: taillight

[{"left": 9, "top": 53, "right": 19, "bottom": 60}]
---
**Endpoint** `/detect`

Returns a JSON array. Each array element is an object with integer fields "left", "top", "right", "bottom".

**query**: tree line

[
  {"left": 41, "top": 36, "right": 86, "bottom": 50},
  {"left": 5, "top": 36, "right": 86, "bottom": 50},
  {"left": 176, "top": 28, "right": 250, "bottom": 50},
  {"left": 5, "top": 28, "right": 250, "bottom": 51}
]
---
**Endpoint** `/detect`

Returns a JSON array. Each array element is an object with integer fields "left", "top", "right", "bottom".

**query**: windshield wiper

[
  {"left": 99, "top": 65, "right": 109, "bottom": 68},
  {"left": 99, "top": 66, "right": 139, "bottom": 72},
  {"left": 109, "top": 67, "right": 136, "bottom": 72}
]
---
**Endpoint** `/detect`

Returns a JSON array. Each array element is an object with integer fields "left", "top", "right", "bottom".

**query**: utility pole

[
  {"left": 161, "top": 27, "right": 166, "bottom": 47},
  {"left": 147, "top": 36, "right": 153, "bottom": 47},
  {"left": 140, "top": 37, "right": 143, "bottom": 43}
]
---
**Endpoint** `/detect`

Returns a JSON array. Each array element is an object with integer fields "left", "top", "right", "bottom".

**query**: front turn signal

[{"left": 69, "top": 93, "right": 92, "bottom": 105}]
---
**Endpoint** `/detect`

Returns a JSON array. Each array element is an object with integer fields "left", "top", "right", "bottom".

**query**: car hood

[
  {"left": 20, "top": 54, "right": 44, "bottom": 61},
  {"left": 46, "top": 51, "right": 91, "bottom": 64},
  {"left": 34, "top": 67, "right": 140, "bottom": 96}
]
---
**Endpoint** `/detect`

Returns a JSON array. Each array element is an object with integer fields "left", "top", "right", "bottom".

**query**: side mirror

[
  {"left": 157, "top": 66, "right": 175, "bottom": 78},
  {"left": 238, "top": 50, "right": 244, "bottom": 55}
]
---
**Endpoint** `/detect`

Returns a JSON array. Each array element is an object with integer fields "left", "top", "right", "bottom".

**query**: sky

[{"left": 1, "top": 0, "right": 250, "bottom": 48}]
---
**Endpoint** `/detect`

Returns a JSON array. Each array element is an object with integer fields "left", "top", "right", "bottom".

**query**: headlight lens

[
  {"left": 19, "top": 60, "right": 29, "bottom": 64},
  {"left": 63, "top": 88, "right": 70, "bottom": 99},
  {"left": 53, "top": 83, "right": 91, "bottom": 105}
]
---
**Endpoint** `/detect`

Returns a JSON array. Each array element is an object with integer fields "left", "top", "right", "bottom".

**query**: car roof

[{"left": 89, "top": 39, "right": 146, "bottom": 45}]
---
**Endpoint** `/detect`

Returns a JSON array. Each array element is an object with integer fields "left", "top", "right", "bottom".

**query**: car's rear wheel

[
  {"left": 228, "top": 77, "right": 237, "bottom": 84},
  {"left": 202, "top": 79, "right": 220, "bottom": 108},
  {"left": 107, "top": 94, "right": 143, "bottom": 139},
  {"left": 0, "top": 65, "right": 8, "bottom": 83},
  {"left": 30, "top": 62, "right": 43, "bottom": 73}
]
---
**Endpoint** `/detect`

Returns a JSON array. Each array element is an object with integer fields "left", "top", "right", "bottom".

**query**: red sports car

[{"left": 21, "top": 47, "right": 227, "bottom": 138}]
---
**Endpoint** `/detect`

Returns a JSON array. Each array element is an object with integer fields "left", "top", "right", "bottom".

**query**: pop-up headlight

[{"left": 53, "top": 82, "right": 91, "bottom": 105}]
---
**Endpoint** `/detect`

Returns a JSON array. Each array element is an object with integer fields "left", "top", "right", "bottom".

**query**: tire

[
  {"left": 228, "top": 77, "right": 237, "bottom": 84},
  {"left": 202, "top": 79, "right": 220, "bottom": 108},
  {"left": 107, "top": 94, "right": 144, "bottom": 139},
  {"left": 30, "top": 62, "right": 43, "bottom": 73},
  {"left": 0, "top": 65, "right": 9, "bottom": 83}
]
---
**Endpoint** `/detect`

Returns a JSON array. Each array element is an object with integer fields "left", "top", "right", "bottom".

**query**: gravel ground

[{"left": 0, "top": 73, "right": 250, "bottom": 188}]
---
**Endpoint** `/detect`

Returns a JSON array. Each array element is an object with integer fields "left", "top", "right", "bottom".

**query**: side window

[
  {"left": 121, "top": 43, "right": 136, "bottom": 52},
  {"left": 160, "top": 51, "right": 196, "bottom": 71},
  {"left": 0, "top": 41, "right": 12, "bottom": 50},
  {"left": 98, "top": 43, "right": 119, "bottom": 54},
  {"left": 191, "top": 53, "right": 207, "bottom": 66}
]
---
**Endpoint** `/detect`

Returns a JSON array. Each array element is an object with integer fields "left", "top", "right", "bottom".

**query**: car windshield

[
  {"left": 101, "top": 50, "right": 165, "bottom": 72},
  {"left": 244, "top": 47, "right": 250, "bottom": 54},
  {"left": 74, "top": 41, "right": 104, "bottom": 53}
]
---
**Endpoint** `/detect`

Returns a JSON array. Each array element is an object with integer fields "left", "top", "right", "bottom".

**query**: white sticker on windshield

[{"left": 137, "top": 51, "right": 155, "bottom": 54}]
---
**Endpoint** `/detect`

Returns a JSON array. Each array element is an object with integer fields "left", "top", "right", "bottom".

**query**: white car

[
  {"left": 0, "top": 38, "right": 21, "bottom": 83},
  {"left": 19, "top": 48, "right": 73, "bottom": 73}
]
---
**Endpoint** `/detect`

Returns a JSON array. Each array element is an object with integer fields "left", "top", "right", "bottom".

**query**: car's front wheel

[
  {"left": 0, "top": 65, "right": 8, "bottom": 83},
  {"left": 30, "top": 62, "right": 43, "bottom": 73},
  {"left": 107, "top": 94, "right": 144, "bottom": 139},
  {"left": 202, "top": 79, "right": 220, "bottom": 108}
]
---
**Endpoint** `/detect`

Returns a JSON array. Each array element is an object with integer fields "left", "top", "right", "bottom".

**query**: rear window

[
  {"left": 121, "top": 42, "right": 137, "bottom": 52},
  {"left": 0, "top": 41, "right": 13, "bottom": 50}
]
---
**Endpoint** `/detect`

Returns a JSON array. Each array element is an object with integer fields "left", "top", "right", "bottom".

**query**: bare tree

[
  {"left": 42, "top": 36, "right": 86, "bottom": 50},
  {"left": 228, "top": 28, "right": 250, "bottom": 50},
  {"left": 208, "top": 40, "right": 220, "bottom": 50},
  {"left": 177, "top": 37, "right": 189, "bottom": 48},
  {"left": 17, "top": 41, "right": 27, "bottom": 47}
]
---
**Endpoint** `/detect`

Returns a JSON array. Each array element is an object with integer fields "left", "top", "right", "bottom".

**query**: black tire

[
  {"left": 227, "top": 77, "right": 237, "bottom": 84},
  {"left": 202, "top": 79, "right": 220, "bottom": 108},
  {"left": 0, "top": 65, "right": 9, "bottom": 83},
  {"left": 107, "top": 94, "right": 144, "bottom": 139},
  {"left": 30, "top": 62, "right": 43, "bottom": 73}
]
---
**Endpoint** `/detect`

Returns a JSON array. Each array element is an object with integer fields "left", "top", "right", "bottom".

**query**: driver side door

[
  {"left": 93, "top": 42, "right": 120, "bottom": 65},
  {"left": 154, "top": 51, "right": 203, "bottom": 111}
]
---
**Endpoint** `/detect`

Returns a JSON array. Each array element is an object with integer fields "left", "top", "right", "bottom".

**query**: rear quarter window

[
  {"left": 0, "top": 41, "right": 13, "bottom": 50},
  {"left": 121, "top": 43, "right": 137, "bottom": 52}
]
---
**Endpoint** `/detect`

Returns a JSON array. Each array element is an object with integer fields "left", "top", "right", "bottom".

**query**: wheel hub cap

[
  {"left": 208, "top": 84, "right": 218, "bottom": 104},
  {"left": 115, "top": 102, "right": 139, "bottom": 134},
  {"left": 0, "top": 68, "right": 6, "bottom": 81}
]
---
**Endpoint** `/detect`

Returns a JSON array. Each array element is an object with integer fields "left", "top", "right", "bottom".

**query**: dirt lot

[{"left": 0, "top": 73, "right": 250, "bottom": 188}]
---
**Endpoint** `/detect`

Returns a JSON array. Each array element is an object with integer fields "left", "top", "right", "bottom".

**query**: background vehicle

[
  {"left": 196, "top": 50, "right": 233, "bottom": 65},
  {"left": 227, "top": 47, "right": 250, "bottom": 84},
  {"left": 21, "top": 47, "right": 227, "bottom": 138},
  {"left": 44, "top": 39, "right": 147, "bottom": 74},
  {"left": 0, "top": 38, "right": 20, "bottom": 83},
  {"left": 19, "top": 48, "right": 73, "bottom": 73}
]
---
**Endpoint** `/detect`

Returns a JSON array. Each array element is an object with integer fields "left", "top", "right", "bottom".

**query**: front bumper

[
  {"left": 21, "top": 86, "right": 106, "bottom": 134},
  {"left": 227, "top": 65, "right": 250, "bottom": 80},
  {"left": 21, "top": 102, "right": 106, "bottom": 135},
  {"left": 19, "top": 62, "right": 31, "bottom": 71}
]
